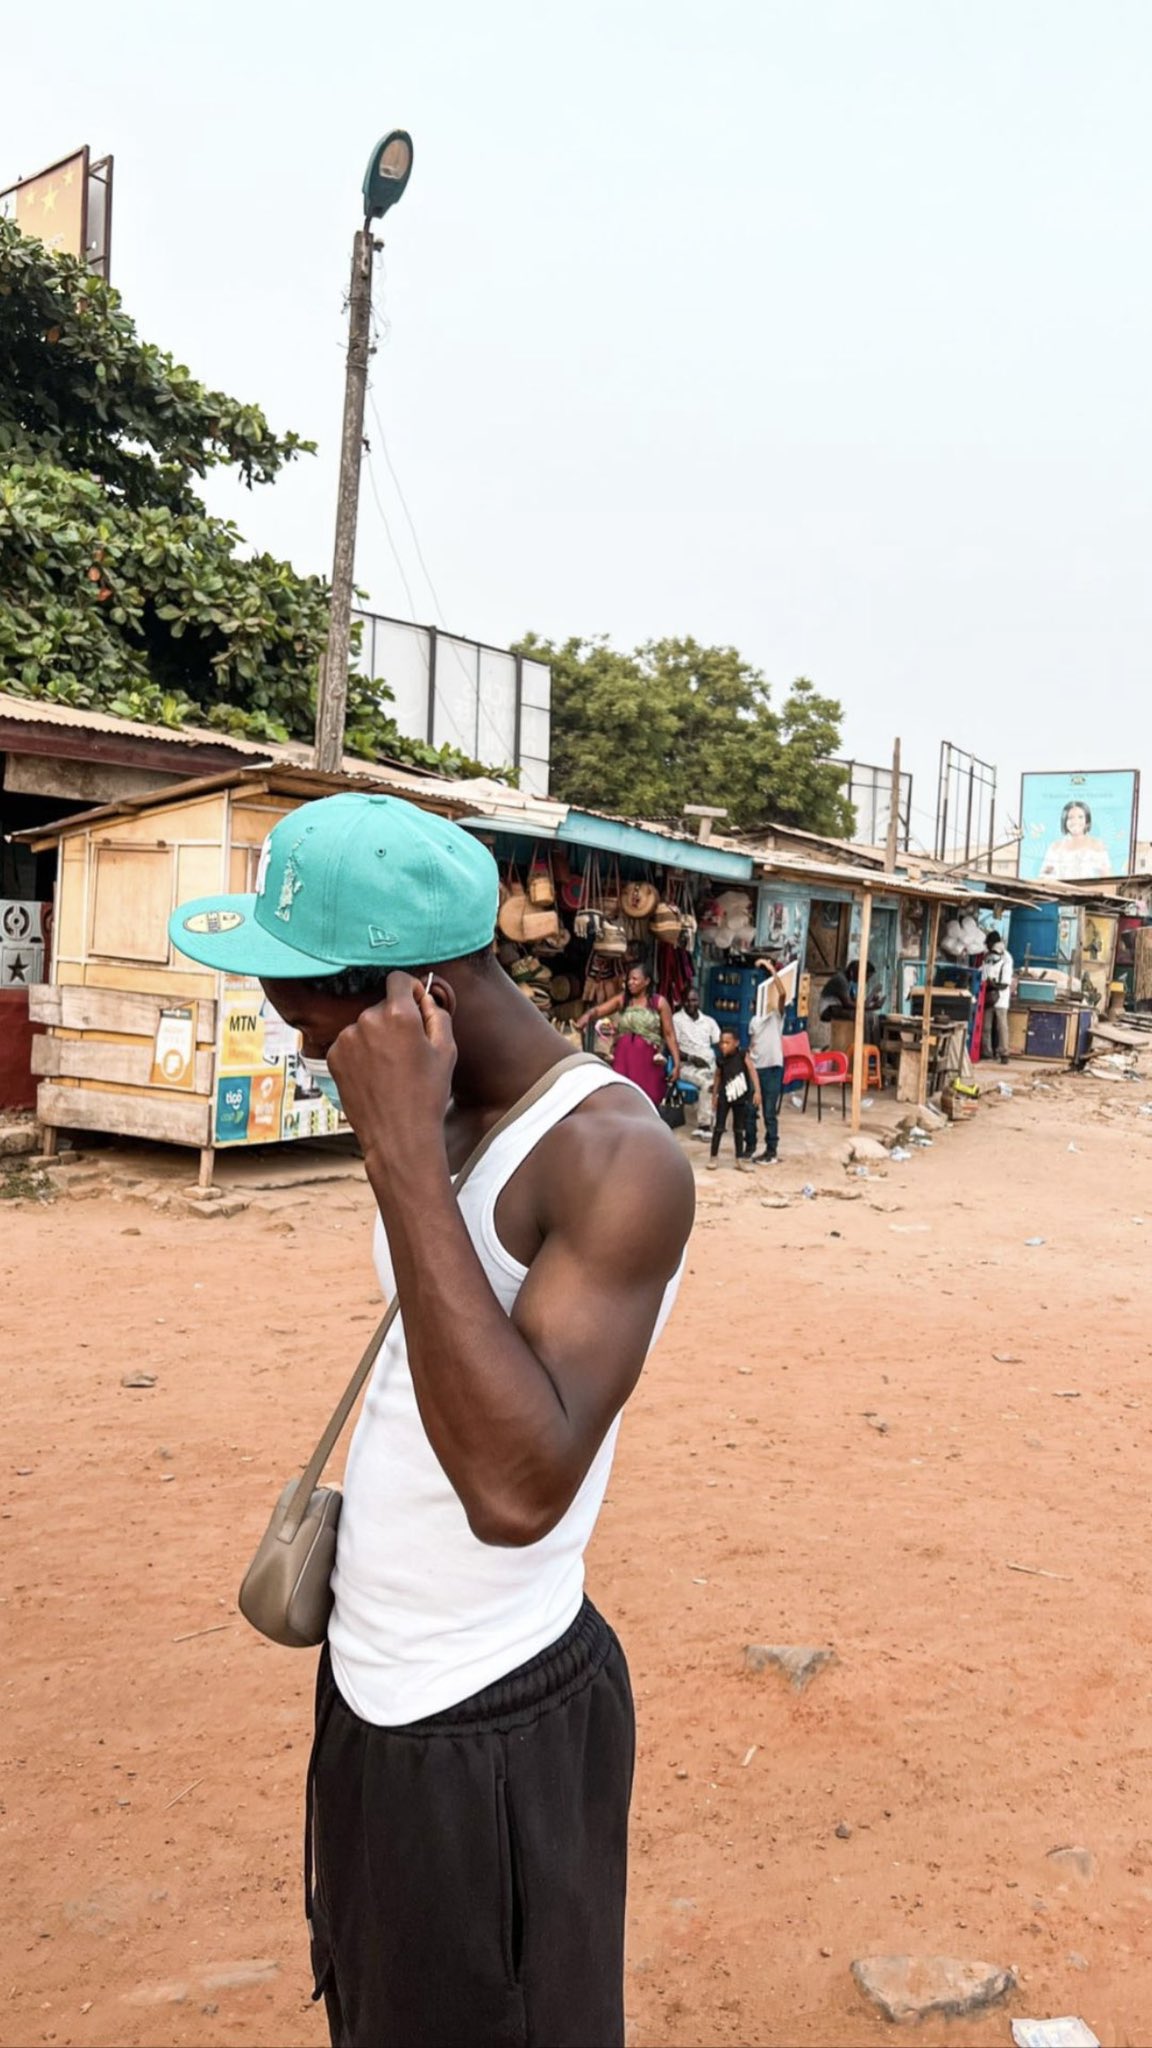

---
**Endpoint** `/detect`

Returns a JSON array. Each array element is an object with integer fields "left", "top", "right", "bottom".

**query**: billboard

[
  {"left": 1018, "top": 769, "right": 1139, "bottom": 883},
  {"left": 351, "top": 608, "right": 551, "bottom": 794},
  {"left": 1, "top": 148, "right": 113, "bottom": 278},
  {"left": 834, "top": 759, "right": 913, "bottom": 852}
]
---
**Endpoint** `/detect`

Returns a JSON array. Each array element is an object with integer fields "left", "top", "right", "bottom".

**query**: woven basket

[
  {"left": 497, "top": 868, "right": 528, "bottom": 941},
  {"left": 527, "top": 853, "right": 555, "bottom": 907},
  {"left": 521, "top": 902, "right": 561, "bottom": 944},
  {"left": 620, "top": 879, "right": 658, "bottom": 919},
  {"left": 650, "top": 902, "right": 684, "bottom": 942}
]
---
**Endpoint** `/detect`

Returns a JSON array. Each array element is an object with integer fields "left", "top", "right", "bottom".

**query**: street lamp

[
  {"left": 363, "top": 130, "right": 413, "bottom": 221},
  {"left": 314, "top": 131, "right": 414, "bottom": 775}
]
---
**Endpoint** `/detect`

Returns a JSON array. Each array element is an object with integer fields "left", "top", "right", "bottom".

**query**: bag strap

[{"left": 282, "top": 1052, "right": 604, "bottom": 1537}]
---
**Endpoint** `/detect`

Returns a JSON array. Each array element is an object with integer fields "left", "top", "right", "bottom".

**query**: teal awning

[
  {"left": 460, "top": 808, "right": 754, "bottom": 881},
  {"left": 558, "top": 811, "right": 754, "bottom": 881}
]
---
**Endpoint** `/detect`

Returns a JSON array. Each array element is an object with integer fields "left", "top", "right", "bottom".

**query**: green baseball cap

[{"left": 169, "top": 792, "right": 499, "bottom": 978}]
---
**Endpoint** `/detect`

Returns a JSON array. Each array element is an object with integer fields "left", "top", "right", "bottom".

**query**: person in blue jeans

[{"left": 748, "top": 962, "right": 789, "bottom": 1163}]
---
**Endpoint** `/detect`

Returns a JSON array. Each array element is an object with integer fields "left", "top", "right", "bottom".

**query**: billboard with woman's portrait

[{"left": 1018, "top": 770, "right": 1139, "bottom": 883}]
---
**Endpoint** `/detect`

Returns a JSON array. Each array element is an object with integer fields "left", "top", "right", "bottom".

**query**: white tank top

[{"left": 328, "top": 1063, "right": 684, "bottom": 1726}]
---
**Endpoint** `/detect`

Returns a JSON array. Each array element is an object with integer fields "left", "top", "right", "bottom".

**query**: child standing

[{"left": 708, "top": 1029, "right": 762, "bottom": 1171}]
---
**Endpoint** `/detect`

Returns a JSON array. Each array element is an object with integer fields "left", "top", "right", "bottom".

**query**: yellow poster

[
  {"left": 219, "top": 987, "right": 266, "bottom": 1073},
  {"left": 150, "top": 1006, "right": 195, "bottom": 1091},
  {"left": 14, "top": 152, "right": 87, "bottom": 260}
]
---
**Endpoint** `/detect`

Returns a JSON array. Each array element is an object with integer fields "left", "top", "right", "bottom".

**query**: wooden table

[{"left": 878, "top": 1013, "right": 966, "bottom": 1100}]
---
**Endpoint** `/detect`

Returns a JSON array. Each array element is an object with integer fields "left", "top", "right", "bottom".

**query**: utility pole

[
  {"left": 884, "top": 736, "right": 902, "bottom": 873},
  {"left": 314, "top": 228, "right": 375, "bottom": 774},
  {"left": 313, "top": 131, "right": 413, "bottom": 775}
]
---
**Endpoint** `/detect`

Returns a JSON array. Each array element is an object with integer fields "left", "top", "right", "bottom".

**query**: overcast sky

[{"left": 6, "top": 0, "right": 1152, "bottom": 850}]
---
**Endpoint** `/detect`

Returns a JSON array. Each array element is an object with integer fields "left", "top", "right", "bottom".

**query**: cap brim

[{"left": 169, "top": 895, "right": 339, "bottom": 978}]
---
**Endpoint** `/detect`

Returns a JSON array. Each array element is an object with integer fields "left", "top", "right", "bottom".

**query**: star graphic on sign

[
  {"left": 63, "top": 164, "right": 75, "bottom": 187},
  {"left": 42, "top": 183, "right": 58, "bottom": 214},
  {"left": 6, "top": 953, "right": 30, "bottom": 984}
]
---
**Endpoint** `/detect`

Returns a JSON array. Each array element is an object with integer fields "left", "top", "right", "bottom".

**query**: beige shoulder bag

[{"left": 239, "top": 1053, "right": 602, "bottom": 1649}]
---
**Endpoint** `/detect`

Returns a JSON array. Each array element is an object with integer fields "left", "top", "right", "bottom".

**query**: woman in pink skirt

[{"left": 577, "top": 964, "right": 681, "bottom": 1106}]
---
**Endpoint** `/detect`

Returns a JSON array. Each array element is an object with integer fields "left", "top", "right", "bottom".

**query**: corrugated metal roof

[
  {"left": 0, "top": 690, "right": 280, "bottom": 757},
  {"left": 14, "top": 762, "right": 493, "bottom": 847}
]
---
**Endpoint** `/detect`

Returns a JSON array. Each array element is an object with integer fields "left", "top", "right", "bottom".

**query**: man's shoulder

[{"left": 533, "top": 1081, "right": 694, "bottom": 1227}]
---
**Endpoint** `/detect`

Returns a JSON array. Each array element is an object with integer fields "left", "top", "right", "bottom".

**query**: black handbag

[{"left": 659, "top": 1086, "right": 686, "bottom": 1131}]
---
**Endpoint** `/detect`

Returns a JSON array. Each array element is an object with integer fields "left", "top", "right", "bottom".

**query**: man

[
  {"left": 748, "top": 960, "right": 789, "bottom": 1164},
  {"left": 818, "top": 956, "right": 881, "bottom": 1020},
  {"left": 707, "top": 1027, "right": 762, "bottom": 1172},
  {"left": 170, "top": 793, "right": 694, "bottom": 2048},
  {"left": 671, "top": 984, "right": 720, "bottom": 1136},
  {"left": 982, "top": 929, "right": 1014, "bottom": 1064}
]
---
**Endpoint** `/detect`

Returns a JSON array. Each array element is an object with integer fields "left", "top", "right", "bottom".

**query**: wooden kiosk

[{"left": 23, "top": 765, "right": 472, "bottom": 1186}]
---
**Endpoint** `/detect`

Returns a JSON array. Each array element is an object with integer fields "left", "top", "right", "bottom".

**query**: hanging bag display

[
  {"left": 239, "top": 1054, "right": 603, "bottom": 1649},
  {"left": 520, "top": 897, "right": 562, "bottom": 944},
  {"left": 497, "top": 861, "right": 528, "bottom": 942},
  {"left": 574, "top": 856, "right": 604, "bottom": 943},
  {"left": 650, "top": 897, "right": 684, "bottom": 943},
  {"left": 528, "top": 849, "right": 555, "bottom": 907},
  {"left": 512, "top": 851, "right": 559, "bottom": 945},
  {"left": 621, "top": 877, "right": 659, "bottom": 920}
]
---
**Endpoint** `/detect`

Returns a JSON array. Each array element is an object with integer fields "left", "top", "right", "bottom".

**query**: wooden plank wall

[
  {"left": 34, "top": 787, "right": 300, "bottom": 1150},
  {"left": 35, "top": 1082, "right": 210, "bottom": 1145}
]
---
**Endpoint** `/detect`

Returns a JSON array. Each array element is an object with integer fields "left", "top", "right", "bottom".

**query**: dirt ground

[{"left": 4, "top": 1064, "right": 1152, "bottom": 2048}]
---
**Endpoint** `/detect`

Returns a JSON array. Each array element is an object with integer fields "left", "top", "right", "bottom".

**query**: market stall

[{"left": 22, "top": 765, "right": 475, "bottom": 1185}]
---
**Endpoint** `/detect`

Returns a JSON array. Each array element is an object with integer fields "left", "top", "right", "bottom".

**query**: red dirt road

[{"left": 3, "top": 1070, "right": 1151, "bottom": 2048}]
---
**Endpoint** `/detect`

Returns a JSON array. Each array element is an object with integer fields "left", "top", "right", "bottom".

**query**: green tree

[
  {"left": 515, "top": 632, "right": 854, "bottom": 835},
  {"left": 0, "top": 219, "right": 492, "bottom": 775}
]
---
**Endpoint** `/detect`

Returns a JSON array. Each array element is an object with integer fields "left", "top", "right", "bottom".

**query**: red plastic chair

[{"left": 781, "top": 1031, "right": 849, "bottom": 1121}]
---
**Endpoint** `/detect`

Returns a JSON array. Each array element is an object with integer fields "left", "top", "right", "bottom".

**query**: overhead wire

[{"left": 357, "top": 272, "right": 516, "bottom": 767}]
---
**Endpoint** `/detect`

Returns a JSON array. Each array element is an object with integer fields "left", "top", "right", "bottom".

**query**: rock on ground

[
  {"left": 744, "top": 1644, "right": 837, "bottom": 1691},
  {"left": 0, "top": 1120, "right": 40, "bottom": 1157},
  {"left": 1047, "top": 1844, "right": 1095, "bottom": 1880},
  {"left": 901, "top": 1102, "right": 948, "bottom": 1132},
  {"left": 843, "top": 1136, "right": 888, "bottom": 1165},
  {"left": 851, "top": 1955, "right": 1016, "bottom": 2024}
]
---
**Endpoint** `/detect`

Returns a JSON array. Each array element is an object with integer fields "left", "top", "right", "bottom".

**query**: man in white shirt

[
  {"left": 748, "top": 961, "right": 789, "bottom": 1162},
  {"left": 982, "top": 931, "right": 1014, "bottom": 1064},
  {"left": 170, "top": 793, "right": 694, "bottom": 2048},
  {"left": 672, "top": 985, "right": 720, "bottom": 1135}
]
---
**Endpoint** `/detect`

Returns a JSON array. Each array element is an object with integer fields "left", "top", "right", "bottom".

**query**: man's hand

[{"left": 327, "top": 972, "right": 457, "bottom": 1175}]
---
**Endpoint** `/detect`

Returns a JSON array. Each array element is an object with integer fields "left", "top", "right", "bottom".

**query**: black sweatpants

[{"left": 308, "top": 1600, "right": 635, "bottom": 2048}]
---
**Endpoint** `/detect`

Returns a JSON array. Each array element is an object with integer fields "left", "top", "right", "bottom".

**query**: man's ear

[{"left": 426, "top": 974, "right": 457, "bottom": 1019}]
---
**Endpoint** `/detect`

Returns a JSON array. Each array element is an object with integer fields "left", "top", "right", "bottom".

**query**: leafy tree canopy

[
  {"left": 0, "top": 220, "right": 493, "bottom": 775},
  {"left": 514, "top": 632, "right": 854, "bottom": 837}
]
